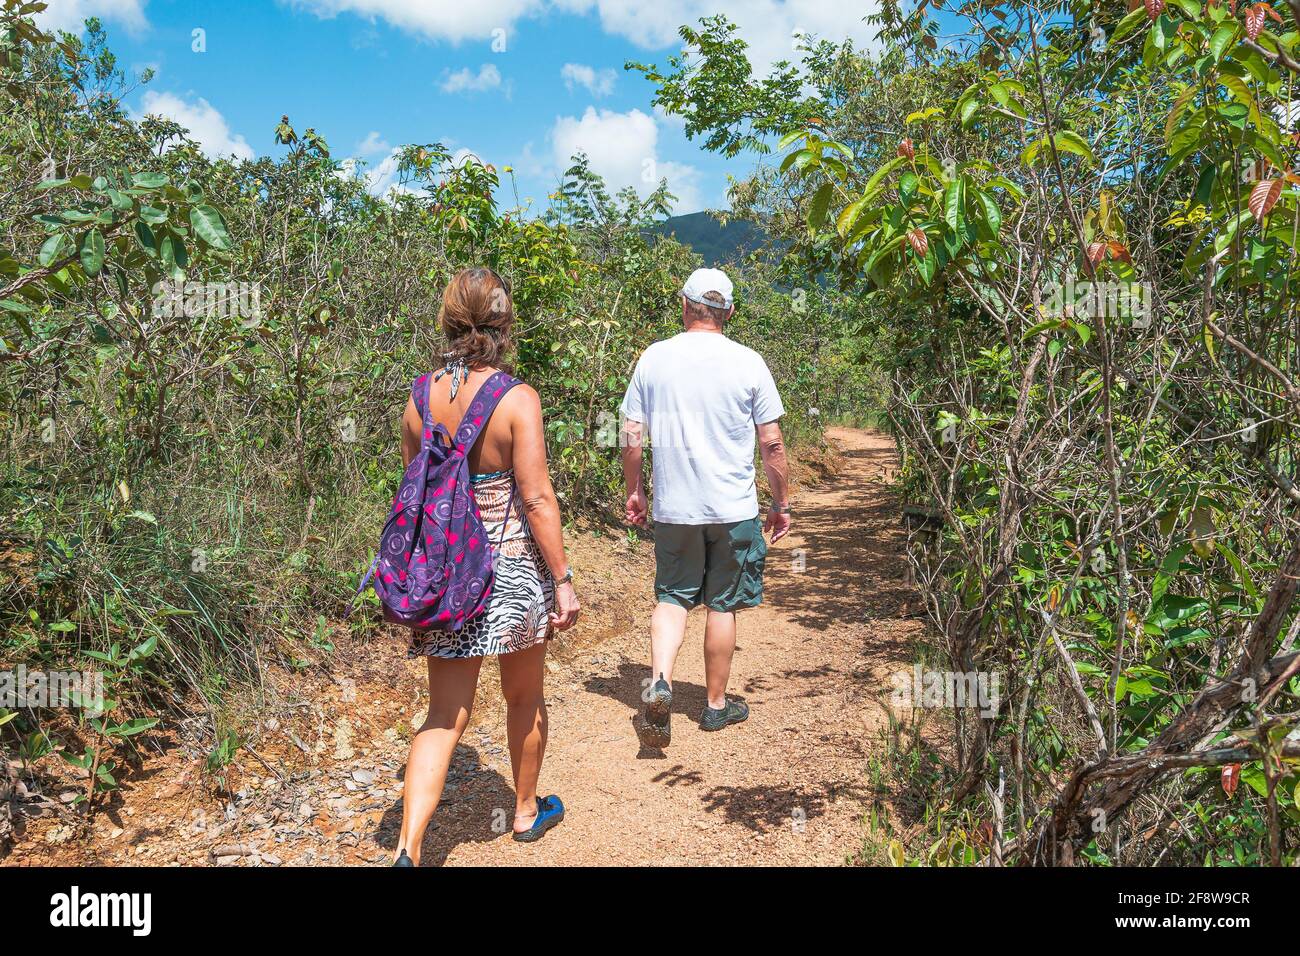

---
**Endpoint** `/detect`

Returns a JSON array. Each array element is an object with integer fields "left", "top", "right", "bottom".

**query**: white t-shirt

[{"left": 620, "top": 332, "right": 785, "bottom": 525}]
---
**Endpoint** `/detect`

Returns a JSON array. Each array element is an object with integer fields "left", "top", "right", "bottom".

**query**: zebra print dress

[{"left": 407, "top": 470, "right": 555, "bottom": 659}]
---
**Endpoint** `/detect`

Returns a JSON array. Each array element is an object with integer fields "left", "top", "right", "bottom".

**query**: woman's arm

[
  {"left": 510, "top": 385, "right": 568, "bottom": 576},
  {"left": 401, "top": 397, "right": 422, "bottom": 467},
  {"left": 509, "top": 385, "right": 580, "bottom": 629}
]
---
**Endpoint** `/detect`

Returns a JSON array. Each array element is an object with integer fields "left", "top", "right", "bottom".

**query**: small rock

[
  {"left": 351, "top": 769, "right": 376, "bottom": 786},
  {"left": 211, "top": 843, "right": 257, "bottom": 858}
]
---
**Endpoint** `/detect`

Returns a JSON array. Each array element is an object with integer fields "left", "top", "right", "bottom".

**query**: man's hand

[
  {"left": 764, "top": 506, "right": 791, "bottom": 544},
  {"left": 625, "top": 489, "right": 648, "bottom": 527}
]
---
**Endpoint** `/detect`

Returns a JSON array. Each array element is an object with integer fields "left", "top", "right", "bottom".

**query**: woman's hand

[{"left": 549, "top": 580, "right": 580, "bottom": 631}]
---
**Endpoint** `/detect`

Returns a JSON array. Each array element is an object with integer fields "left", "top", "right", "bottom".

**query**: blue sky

[{"left": 39, "top": 1, "right": 883, "bottom": 216}]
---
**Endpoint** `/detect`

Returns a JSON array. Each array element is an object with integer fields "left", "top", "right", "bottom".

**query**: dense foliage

[{"left": 637, "top": 0, "right": 1300, "bottom": 865}]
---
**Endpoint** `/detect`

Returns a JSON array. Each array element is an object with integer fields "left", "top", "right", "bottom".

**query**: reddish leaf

[
  {"left": 1145, "top": 0, "right": 1166, "bottom": 19},
  {"left": 1086, "top": 241, "right": 1107, "bottom": 267},
  {"left": 907, "top": 227, "right": 928, "bottom": 257},
  {"left": 1249, "top": 177, "right": 1282, "bottom": 219},
  {"left": 897, "top": 137, "right": 915, "bottom": 160},
  {"left": 1221, "top": 763, "right": 1240, "bottom": 798},
  {"left": 1244, "top": 3, "right": 1280, "bottom": 40},
  {"left": 1107, "top": 241, "right": 1133, "bottom": 264}
]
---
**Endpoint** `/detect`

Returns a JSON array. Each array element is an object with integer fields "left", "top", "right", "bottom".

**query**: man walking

[{"left": 620, "top": 268, "right": 791, "bottom": 747}]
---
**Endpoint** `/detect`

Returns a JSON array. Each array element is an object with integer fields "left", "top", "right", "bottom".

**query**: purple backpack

[{"left": 359, "top": 369, "right": 521, "bottom": 632}]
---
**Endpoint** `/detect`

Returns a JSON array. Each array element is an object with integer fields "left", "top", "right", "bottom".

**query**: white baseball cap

[{"left": 680, "top": 268, "right": 734, "bottom": 310}]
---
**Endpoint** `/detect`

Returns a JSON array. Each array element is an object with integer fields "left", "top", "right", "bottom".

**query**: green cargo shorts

[{"left": 653, "top": 516, "right": 768, "bottom": 613}]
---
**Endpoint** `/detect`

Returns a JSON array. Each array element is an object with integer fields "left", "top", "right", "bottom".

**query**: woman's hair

[{"left": 438, "top": 267, "right": 514, "bottom": 368}]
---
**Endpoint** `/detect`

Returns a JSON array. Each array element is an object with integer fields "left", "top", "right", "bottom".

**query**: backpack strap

[
  {"left": 451, "top": 371, "right": 521, "bottom": 455},
  {"left": 411, "top": 372, "right": 432, "bottom": 422}
]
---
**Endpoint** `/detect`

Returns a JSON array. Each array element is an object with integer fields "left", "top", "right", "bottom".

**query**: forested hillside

[{"left": 650, "top": 211, "right": 771, "bottom": 264}]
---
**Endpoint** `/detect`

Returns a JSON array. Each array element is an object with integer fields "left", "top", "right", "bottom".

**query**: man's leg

[
  {"left": 649, "top": 601, "right": 689, "bottom": 687},
  {"left": 702, "top": 609, "right": 736, "bottom": 710},
  {"left": 698, "top": 518, "right": 765, "bottom": 730},
  {"left": 649, "top": 522, "right": 703, "bottom": 690},
  {"left": 640, "top": 523, "right": 701, "bottom": 746}
]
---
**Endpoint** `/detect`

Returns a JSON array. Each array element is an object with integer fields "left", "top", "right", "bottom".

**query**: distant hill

[{"left": 650, "top": 212, "right": 770, "bottom": 266}]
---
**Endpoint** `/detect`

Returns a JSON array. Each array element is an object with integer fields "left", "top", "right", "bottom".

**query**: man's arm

[
  {"left": 622, "top": 417, "right": 648, "bottom": 527},
  {"left": 757, "top": 420, "right": 791, "bottom": 543}
]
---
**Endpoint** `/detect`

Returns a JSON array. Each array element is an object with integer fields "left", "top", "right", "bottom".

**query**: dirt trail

[
  {"left": 5, "top": 428, "right": 922, "bottom": 867},
  {"left": 414, "top": 427, "right": 918, "bottom": 866}
]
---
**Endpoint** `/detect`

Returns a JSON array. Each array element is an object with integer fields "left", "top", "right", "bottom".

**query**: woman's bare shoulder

[{"left": 502, "top": 380, "right": 541, "bottom": 416}]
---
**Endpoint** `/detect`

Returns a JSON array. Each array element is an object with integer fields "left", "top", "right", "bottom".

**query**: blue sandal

[{"left": 512, "top": 795, "right": 564, "bottom": 843}]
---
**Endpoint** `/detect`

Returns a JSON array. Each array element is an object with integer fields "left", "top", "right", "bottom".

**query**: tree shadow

[
  {"left": 373, "top": 744, "right": 515, "bottom": 867},
  {"left": 765, "top": 441, "right": 914, "bottom": 637},
  {"left": 698, "top": 780, "right": 873, "bottom": 834}
]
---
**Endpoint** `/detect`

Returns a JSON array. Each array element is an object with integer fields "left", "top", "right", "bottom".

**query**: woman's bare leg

[
  {"left": 498, "top": 640, "right": 548, "bottom": 832},
  {"left": 395, "top": 655, "right": 482, "bottom": 865}
]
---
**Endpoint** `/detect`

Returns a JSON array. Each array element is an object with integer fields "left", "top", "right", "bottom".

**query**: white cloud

[
  {"left": 451, "top": 147, "right": 484, "bottom": 167},
  {"left": 557, "top": 1, "right": 880, "bottom": 76},
  {"left": 551, "top": 106, "right": 702, "bottom": 213},
  {"left": 561, "top": 62, "right": 617, "bottom": 97},
  {"left": 133, "top": 91, "right": 255, "bottom": 162},
  {"left": 440, "top": 63, "right": 504, "bottom": 94},
  {"left": 35, "top": 0, "right": 148, "bottom": 34},
  {"left": 288, "top": 0, "right": 878, "bottom": 74},
  {"left": 355, "top": 130, "right": 390, "bottom": 155},
  {"left": 287, "top": 0, "right": 542, "bottom": 43}
]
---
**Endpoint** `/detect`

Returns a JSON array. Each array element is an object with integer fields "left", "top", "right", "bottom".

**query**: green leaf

[
  {"left": 837, "top": 197, "right": 868, "bottom": 238},
  {"left": 134, "top": 220, "right": 158, "bottom": 256},
  {"left": 79, "top": 229, "right": 105, "bottom": 277},
  {"left": 807, "top": 183, "right": 833, "bottom": 231},
  {"left": 1052, "top": 130, "right": 1098, "bottom": 166},
  {"left": 111, "top": 717, "right": 159, "bottom": 737},
  {"left": 905, "top": 106, "right": 944, "bottom": 124},
  {"left": 775, "top": 129, "right": 806, "bottom": 152},
  {"left": 1210, "top": 23, "right": 1239, "bottom": 61},
  {"left": 944, "top": 176, "right": 966, "bottom": 232},
  {"left": 131, "top": 171, "right": 169, "bottom": 189},
  {"left": 189, "top": 204, "right": 232, "bottom": 250},
  {"left": 1112, "top": 7, "right": 1149, "bottom": 43},
  {"left": 128, "top": 635, "right": 158, "bottom": 660},
  {"left": 861, "top": 156, "right": 908, "bottom": 202},
  {"left": 38, "top": 232, "right": 68, "bottom": 267},
  {"left": 976, "top": 190, "right": 1001, "bottom": 237}
]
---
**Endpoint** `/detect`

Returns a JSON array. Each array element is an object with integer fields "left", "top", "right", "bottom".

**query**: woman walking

[{"left": 393, "top": 267, "right": 580, "bottom": 866}]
